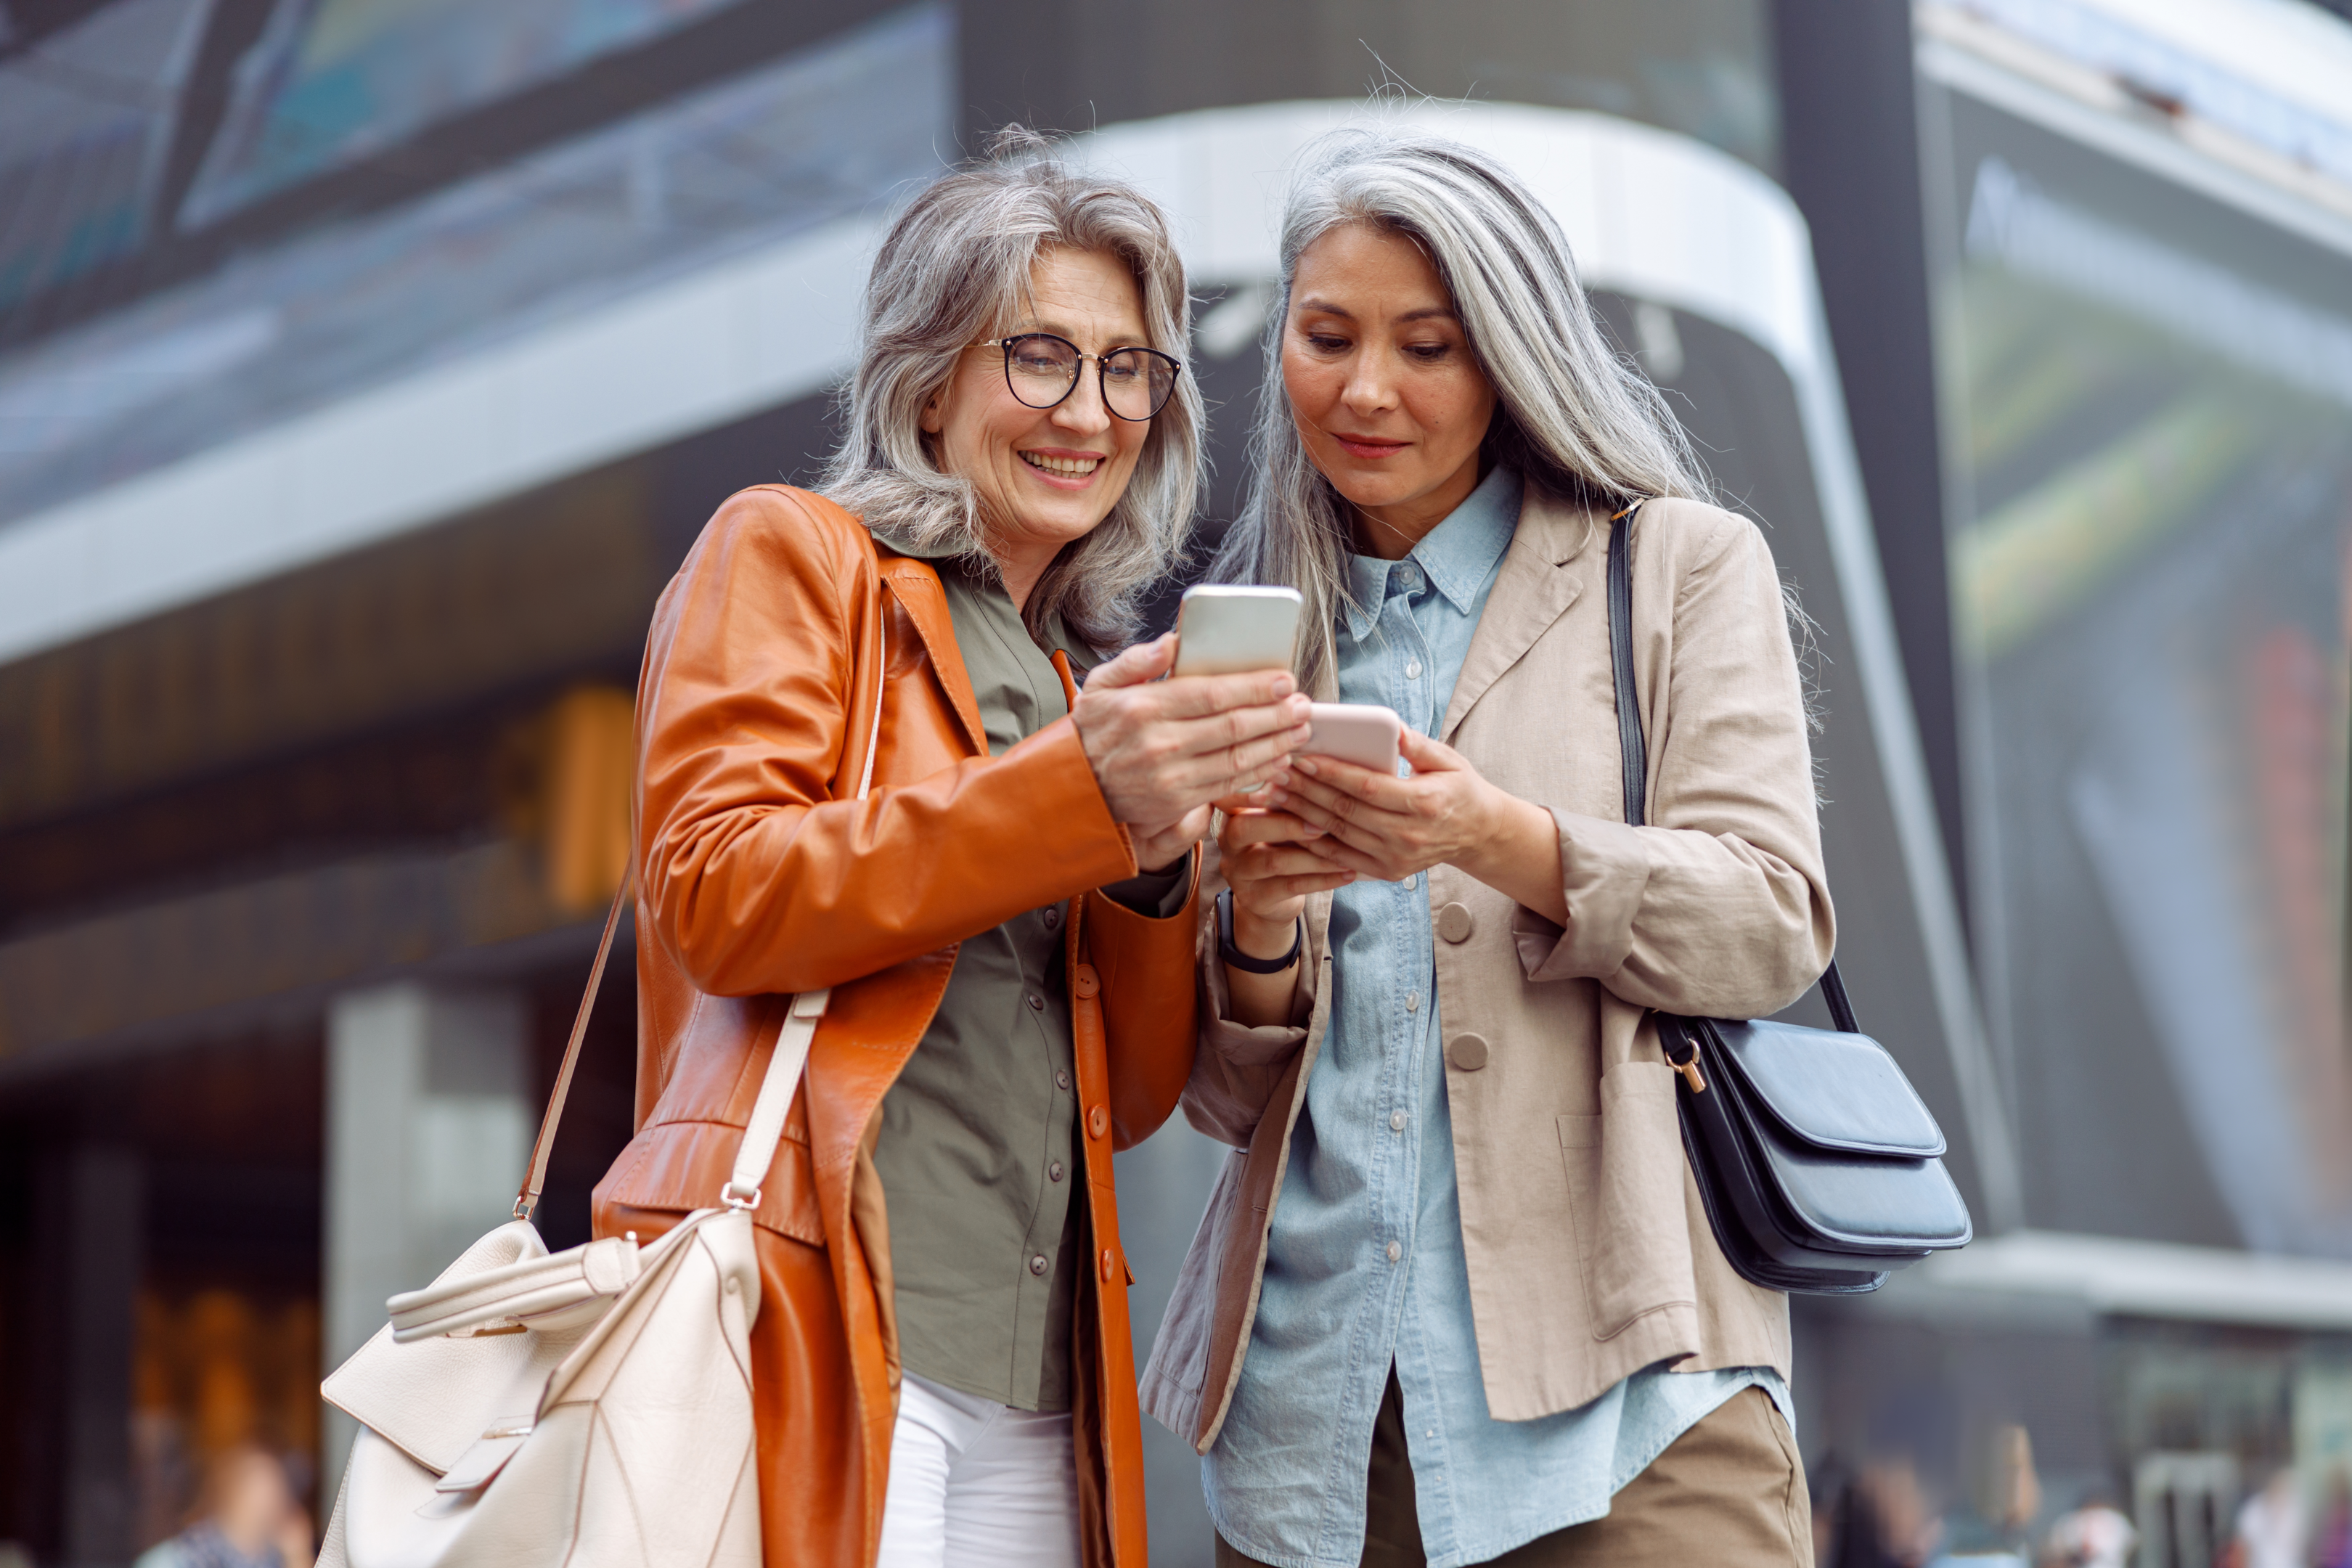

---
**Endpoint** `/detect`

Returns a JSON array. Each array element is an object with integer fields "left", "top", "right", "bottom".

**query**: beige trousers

[{"left": 1215, "top": 1376, "right": 1811, "bottom": 1568}]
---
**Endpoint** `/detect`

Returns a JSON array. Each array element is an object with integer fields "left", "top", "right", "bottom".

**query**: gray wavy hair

[
  {"left": 821, "top": 128, "right": 1201, "bottom": 648},
  {"left": 1208, "top": 123, "right": 1707, "bottom": 691}
]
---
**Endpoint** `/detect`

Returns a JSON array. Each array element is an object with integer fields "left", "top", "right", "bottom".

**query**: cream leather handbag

[{"left": 318, "top": 616, "right": 886, "bottom": 1568}]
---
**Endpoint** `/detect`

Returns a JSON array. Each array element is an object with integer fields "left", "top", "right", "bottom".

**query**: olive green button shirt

[{"left": 873, "top": 547, "right": 1185, "bottom": 1413}]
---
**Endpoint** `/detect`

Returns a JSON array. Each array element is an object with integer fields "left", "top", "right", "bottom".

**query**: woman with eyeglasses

[
  {"left": 596, "top": 132, "right": 1312, "bottom": 1568},
  {"left": 1143, "top": 126, "right": 1834, "bottom": 1566}
]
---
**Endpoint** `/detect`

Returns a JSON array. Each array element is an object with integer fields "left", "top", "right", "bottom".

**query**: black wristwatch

[{"left": 1217, "top": 887, "right": 1303, "bottom": 975}]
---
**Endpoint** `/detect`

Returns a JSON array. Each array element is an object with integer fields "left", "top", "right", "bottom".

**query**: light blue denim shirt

[{"left": 1201, "top": 466, "right": 1789, "bottom": 1568}]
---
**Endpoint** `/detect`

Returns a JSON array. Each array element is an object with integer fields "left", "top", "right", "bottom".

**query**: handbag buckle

[
  {"left": 1662, "top": 1024, "right": 1709, "bottom": 1095},
  {"left": 720, "top": 1180, "right": 761, "bottom": 1211}
]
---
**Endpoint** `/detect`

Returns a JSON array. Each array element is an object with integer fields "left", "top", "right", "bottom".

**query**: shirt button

[
  {"left": 1406, "top": 993, "right": 1420, "bottom": 1013},
  {"left": 1055, "top": 1069, "right": 1071, "bottom": 1091},
  {"left": 1387, "top": 1241, "right": 1402, "bottom": 1263},
  {"left": 1027, "top": 993, "right": 1045, "bottom": 1011},
  {"left": 1401, "top": 873, "right": 1417, "bottom": 891},
  {"left": 1050, "top": 1161, "right": 1066, "bottom": 1182},
  {"left": 1405, "top": 659, "right": 1422, "bottom": 679},
  {"left": 1043, "top": 907, "right": 1060, "bottom": 930},
  {"left": 1029, "top": 1254, "right": 1049, "bottom": 1276},
  {"left": 1389, "top": 1111, "right": 1407, "bottom": 1132}
]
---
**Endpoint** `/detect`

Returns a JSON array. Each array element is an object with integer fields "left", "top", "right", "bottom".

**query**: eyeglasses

[{"left": 973, "top": 333, "right": 1180, "bottom": 421}]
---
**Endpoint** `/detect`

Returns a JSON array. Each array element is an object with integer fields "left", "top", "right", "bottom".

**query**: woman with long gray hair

[
  {"left": 1140, "top": 125, "right": 1834, "bottom": 1565},
  {"left": 597, "top": 132, "right": 1312, "bottom": 1568}
]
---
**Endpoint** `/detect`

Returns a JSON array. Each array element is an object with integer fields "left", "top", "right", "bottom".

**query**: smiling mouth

[
  {"left": 1333, "top": 434, "right": 1408, "bottom": 457},
  {"left": 1021, "top": 452, "right": 1101, "bottom": 477}
]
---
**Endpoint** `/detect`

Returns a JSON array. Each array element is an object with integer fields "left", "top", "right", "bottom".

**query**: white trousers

[{"left": 873, "top": 1371, "right": 1084, "bottom": 1568}]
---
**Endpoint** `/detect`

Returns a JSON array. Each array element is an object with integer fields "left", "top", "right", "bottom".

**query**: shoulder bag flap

[
  {"left": 1696, "top": 1023, "right": 1975, "bottom": 1254},
  {"left": 1706, "top": 1018, "right": 1945, "bottom": 1158}
]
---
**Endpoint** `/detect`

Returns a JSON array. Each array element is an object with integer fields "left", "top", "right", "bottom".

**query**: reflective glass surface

[{"left": 1929, "top": 88, "right": 2352, "bottom": 1254}]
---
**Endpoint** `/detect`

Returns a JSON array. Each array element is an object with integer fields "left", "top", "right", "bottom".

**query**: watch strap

[{"left": 1217, "top": 886, "right": 1303, "bottom": 975}]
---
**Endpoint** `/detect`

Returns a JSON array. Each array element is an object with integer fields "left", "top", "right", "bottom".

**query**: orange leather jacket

[{"left": 592, "top": 486, "right": 1199, "bottom": 1568}]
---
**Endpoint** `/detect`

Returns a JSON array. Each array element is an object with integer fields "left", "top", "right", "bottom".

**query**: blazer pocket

[{"left": 1556, "top": 1063, "right": 1699, "bottom": 1340}]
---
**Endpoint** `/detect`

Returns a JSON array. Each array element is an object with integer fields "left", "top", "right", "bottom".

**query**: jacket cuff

[
  {"left": 1201, "top": 924, "right": 1312, "bottom": 1067},
  {"left": 1012, "top": 715, "right": 1139, "bottom": 886},
  {"left": 1515, "top": 807, "right": 1654, "bottom": 982}
]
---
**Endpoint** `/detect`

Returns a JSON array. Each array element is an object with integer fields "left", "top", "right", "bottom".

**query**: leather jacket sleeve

[
  {"left": 637, "top": 488, "right": 1140, "bottom": 998},
  {"left": 1087, "top": 858, "right": 1204, "bottom": 1149}
]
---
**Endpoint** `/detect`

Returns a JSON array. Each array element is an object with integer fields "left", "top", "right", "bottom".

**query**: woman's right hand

[
  {"left": 1072, "top": 634, "right": 1315, "bottom": 862},
  {"left": 1219, "top": 801, "right": 1355, "bottom": 960}
]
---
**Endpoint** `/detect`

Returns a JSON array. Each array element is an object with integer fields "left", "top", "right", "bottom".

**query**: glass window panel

[
  {"left": 0, "top": 0, "right": 213, "bottom": 311},
  {"left": 0, "top": 3, "right": 952, "bottom": 522},
  {"left": 180, "top": 0, "right": 748, "bottom": 224},
  {"left": 1931, "top": 89, "right": 2352, "bottom": 1254}
]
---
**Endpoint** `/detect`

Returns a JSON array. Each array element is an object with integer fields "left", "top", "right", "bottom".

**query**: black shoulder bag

[{"left": 1606, "top": 505, "right": 1972, "bottom": 1295}]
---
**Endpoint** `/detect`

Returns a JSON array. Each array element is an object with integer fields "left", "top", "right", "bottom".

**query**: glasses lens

[
  {"left": 1103, "top": 349, "right": 1177, "bottom": 420},
  {"left": 1003, "top": 335, "right": 1079, "bottom": 408}
]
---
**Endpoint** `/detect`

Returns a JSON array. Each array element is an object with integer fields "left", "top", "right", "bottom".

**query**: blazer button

[
  {"left": 1436, "top": 902, "right": 1474, "bottom": 943},
  {"left": 1087, "top": 1106, "right": 1110, "bottom": 1140},
  {"left": 1099, "top": 1249, "right": 1115, "bottom": 1282},
  {"left": 1447, "top": 1032, "right": 1490, "bottom": 1071}
]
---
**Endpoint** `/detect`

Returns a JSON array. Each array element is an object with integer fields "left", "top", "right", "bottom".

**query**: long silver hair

[
  {"left": 821, "top": 128, "right": 1201, "bottom": 648},
  {"left": 1208, "top": 123, "right": 1707, "bottom": 690}
]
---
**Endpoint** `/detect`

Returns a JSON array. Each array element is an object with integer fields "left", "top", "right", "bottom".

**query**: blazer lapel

[
  {"left": 875, "top": 552, "right": 989, "bottom": 756},
  {"left": 1440, "top": 486, "right": 1596, "bottom": 740}
]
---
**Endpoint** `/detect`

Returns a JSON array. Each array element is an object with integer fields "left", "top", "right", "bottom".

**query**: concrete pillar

[
  {"left": 322, "top": 984, "right": 530, "bottom": 1497},
  {"left": 54, "top": 1143, "right": 143, "bottom": 1568}
]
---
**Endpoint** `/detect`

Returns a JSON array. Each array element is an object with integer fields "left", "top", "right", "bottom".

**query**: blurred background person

[
  {"left": 2235, "top": 1469, "right": 2306, "bottom": 1568},
  {"left": 2036, "top": 1489, "right": 2133, "bottom": 1568},
  {"left": 133, "top": 1447, "right": 311, "bottom": 1568}
]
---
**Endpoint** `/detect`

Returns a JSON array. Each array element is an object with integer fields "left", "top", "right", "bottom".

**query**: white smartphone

[
  {"left": 1304, "top": 703, "right": 1404, "bottom": 774},
  {"left": 1171, "top": 584, "right": 1302, "bottom": 677}
]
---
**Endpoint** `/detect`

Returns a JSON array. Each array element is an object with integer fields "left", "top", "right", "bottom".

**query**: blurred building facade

[{"left": 0, "top": 2, "right": 2345, "bottom": 1566}]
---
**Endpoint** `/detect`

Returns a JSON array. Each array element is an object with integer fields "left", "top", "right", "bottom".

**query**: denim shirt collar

[{"left": 1339, "top": 465, "right": 1523, "bottom": 642}]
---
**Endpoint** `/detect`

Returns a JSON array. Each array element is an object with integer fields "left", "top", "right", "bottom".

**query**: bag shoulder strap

[
  {"left": 1604, "top": 501, "right": 1857, "bottom": 1036},
  {"left": 515, "top": 877, "right": 632, "bottom": 1220},
  {"left": 514, "top": 570, "right": 891, "bottom": 1221}
]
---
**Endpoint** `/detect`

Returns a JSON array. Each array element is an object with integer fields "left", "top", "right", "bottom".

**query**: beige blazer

[{"left": 1139, "top": 487, "right": 1835, "bottom": 1453}]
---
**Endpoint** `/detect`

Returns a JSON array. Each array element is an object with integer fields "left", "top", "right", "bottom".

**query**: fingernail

[
  {"left": 1265, "top": 787, "right": 1287, "bottom": 805},
  {"left": 1296, "top": 757, "right": 1320, "bottom": 775},
  {"left": 1271, "top": 674, "right": 1296, "bottom": 696}
]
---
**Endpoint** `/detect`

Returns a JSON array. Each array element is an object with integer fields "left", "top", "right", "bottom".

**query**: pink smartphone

[{"left": 1302, "top": 703, "right": 1404, "bottom": 773}]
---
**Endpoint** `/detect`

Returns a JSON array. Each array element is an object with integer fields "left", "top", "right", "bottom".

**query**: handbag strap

[
  {"left": 513, "top": 579, "right": 892, "bottom": 1222},
  {"left": 515, "top": 875, "right": 633, "bottom": 1220},
  {"left": 1604, "top": 502, "right": 1858, "bottom": 1037}
]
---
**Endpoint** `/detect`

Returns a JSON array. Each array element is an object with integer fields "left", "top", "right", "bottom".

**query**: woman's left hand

[{"left": 1266, "top": 728, "right": 1569, "bottom": 923}]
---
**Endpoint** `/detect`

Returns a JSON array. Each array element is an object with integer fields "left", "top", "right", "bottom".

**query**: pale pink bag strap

[{"left": 515, "top": 874, "right": 631, "bottom": 1222}]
